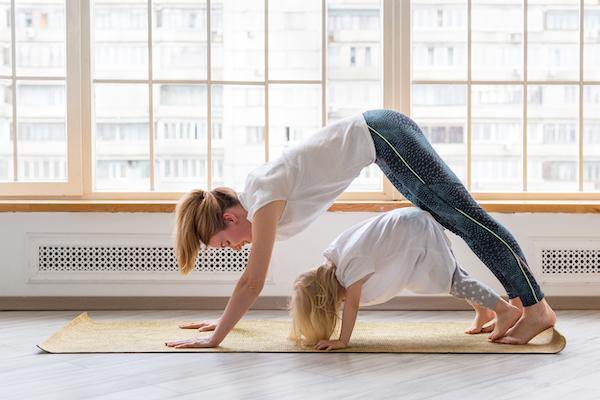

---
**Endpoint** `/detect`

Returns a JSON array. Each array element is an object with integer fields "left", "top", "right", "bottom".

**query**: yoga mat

[{"left": 38, "top": 312, "right": 566, "bottom": 354}]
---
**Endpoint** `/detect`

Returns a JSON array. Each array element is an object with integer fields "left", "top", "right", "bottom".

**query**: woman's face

[{"left": 207, "top": 208, "right": 252, "bottom": 251}]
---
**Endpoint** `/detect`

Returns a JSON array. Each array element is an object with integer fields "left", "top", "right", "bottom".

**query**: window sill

[{"left": 0, "top": 200, "right": 599, "bottom": 213}]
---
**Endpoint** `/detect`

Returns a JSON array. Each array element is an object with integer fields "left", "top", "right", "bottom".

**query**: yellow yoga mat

[{"left": 38, "top": 312, "right": 566, "bottom": 354}]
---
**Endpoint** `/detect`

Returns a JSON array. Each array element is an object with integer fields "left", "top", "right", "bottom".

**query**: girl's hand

[
  {"left": 178, "top": 319, "right": 219, "bottom": 332},
  {"left": 314, "top": 339, "right": 347, "bottom": 351},
  {"left": 165, "top": 337, "right": 217, "bottom": 349}
]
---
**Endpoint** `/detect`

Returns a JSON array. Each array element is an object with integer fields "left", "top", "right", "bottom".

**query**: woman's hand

[
  {"left": 314, "top": 339, "right": 347, "bottom": 351},
  {"left": 178, "top": 319, "right": 219, "bottom": 332},
  {"left": 165, "top": 337, "right": 218, "bottom": 349}
]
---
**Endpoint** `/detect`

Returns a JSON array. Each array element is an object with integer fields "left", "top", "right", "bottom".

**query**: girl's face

[{"left": 207, "top": 207, "right": 252, "bottom": 251}]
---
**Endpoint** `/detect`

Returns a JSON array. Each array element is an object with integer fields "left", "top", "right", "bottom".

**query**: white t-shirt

[
  {"left": 238, "top": 114, "right": 375, "bottom": 241},
  {"left": 323, "top": 208, "right": 457, "bottom": 307}
]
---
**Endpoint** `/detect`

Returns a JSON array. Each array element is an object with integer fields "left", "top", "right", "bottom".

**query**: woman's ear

[{"left": 222, "top": 212, "right": 238, "bottom": 224}]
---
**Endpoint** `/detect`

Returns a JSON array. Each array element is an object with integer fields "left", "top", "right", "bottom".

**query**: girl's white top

[
  {"left": 323, "top": 208, "right": 457, "bottom": 307},
  {"left": 238, "top": 114, "right": 375, "bottom": 241}
]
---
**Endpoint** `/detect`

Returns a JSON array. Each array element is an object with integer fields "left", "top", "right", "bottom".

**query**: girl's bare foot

[
  {"left": 488, "top": 299, "right": 522, "bottom": 341},
  {"left": 465, "top": 303, "right": 496, "bottom": 334},
  {"left": 493, "top": 298, "right": 556, "bottom": 345}
]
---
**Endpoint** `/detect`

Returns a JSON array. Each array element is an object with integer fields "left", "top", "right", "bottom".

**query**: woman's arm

[{"left": 204, "top": 200, "right": 285, "bottom": 346}]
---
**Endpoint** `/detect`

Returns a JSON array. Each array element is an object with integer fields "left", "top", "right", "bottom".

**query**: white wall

[{"left": 0, "top": 211, "right": 599, "bottom": 298}]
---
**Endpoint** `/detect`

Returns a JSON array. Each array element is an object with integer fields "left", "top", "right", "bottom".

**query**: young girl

[
  {"left": 166, "top": 110, "right": 555, "bottom": 350},
  {"left": 289, "top": 207, "right": 522, "bottom": 350}
]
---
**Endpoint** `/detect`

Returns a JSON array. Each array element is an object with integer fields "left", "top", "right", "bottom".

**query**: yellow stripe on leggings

[
  {"left": 368, "top": 125, "right": 539, "bottom": 303},
  {"left": 367, "top": 126, "right": 426, "bottom": 184}
]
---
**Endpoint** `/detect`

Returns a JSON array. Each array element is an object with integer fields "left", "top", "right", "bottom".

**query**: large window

[
  {"left": 90, "top": 0, "right": 383, "bottom": 195},
  {"left": 412, "top": 0, "right": 600, "bottom": 194},
  {"left": 1, "top": 0, "right": 599, "bottom": 199}
]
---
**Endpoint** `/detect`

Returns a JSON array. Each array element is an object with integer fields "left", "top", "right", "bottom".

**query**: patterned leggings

[
  {"left": 363, "top": 109, "right": 544, "bottom": 307},
  {"left": 450, "top": 264, "right": 500, "bottom": 310}
]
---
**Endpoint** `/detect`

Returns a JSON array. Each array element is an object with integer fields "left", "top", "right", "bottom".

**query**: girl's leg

[
  {"left": 363, "top": 109, "right": 542, "bottom": 307},
  {"left": 449, "top": 265, "right": 500, "bottom": 311},
  {"left": 450, "top": 264, "right": 522, "bottom": 337},
  {"left": 450, "top": 265, "right": 496, "bottom": 334}
]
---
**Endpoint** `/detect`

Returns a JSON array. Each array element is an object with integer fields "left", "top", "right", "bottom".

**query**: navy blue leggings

[{"left": 363, "top": 109, "right": 543, "bottom": 307}]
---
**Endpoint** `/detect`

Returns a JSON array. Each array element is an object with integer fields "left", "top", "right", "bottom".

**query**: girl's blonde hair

[
  {"left": 288, "top": 263, "right": 342, "bottom": 346},
  {"left": 175, "top": 187, "right": 240, "bottom": 275}
]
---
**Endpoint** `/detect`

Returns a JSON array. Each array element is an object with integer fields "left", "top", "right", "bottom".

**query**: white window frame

[{"left": 0, "top": 0, "right": 83, "bottom": 196}]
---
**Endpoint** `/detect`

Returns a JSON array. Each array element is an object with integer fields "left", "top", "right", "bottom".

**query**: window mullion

[
  {"left": 467, "top": 0, "right": 472, "bottom": 191},
  {"left": 82, "top": 0, "right": 93, "bottom": 195},
  {"left": 383, "top": 0, "right": 410, "bottom": 201},
  {"left": 579, "top": 0, "right": 584, "bottom": 192},
  {"left": 65, "top": 0, "right": 84, "bottom": 195},
  {"left": 382, "top": 0, "right": 396, "bottom": 200},
  {"left": 523, "top": 0, "right": 528, "bottom": 192},
  {"left": 10, "top": 0, "right": 17, "bottom": 181},
  {"left": 207, "top": 0, "right": 212, "bottom": 190},
  {"left": 399, "top": 0, "right": 410, "bottom": 116},
  {"left": 321, "top": 0, "right": 326, "bottom": 127},
  {"left": 264, "top": 0, "right": 269, "bottom": 163},
  {"left": 147, "top": 0, "right": 155, "bottom": 191}
]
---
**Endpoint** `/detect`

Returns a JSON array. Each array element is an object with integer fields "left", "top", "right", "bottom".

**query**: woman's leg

[{"left": 363, "top": 109, "right": 541, "bottom": 306}]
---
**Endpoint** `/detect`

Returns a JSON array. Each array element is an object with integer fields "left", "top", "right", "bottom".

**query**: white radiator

[
  {"left": 27, "top": 233, "right": 254, "bottom": 284},
  {"left": 532, "top": 236, "right": 600, "bottom": 285}
]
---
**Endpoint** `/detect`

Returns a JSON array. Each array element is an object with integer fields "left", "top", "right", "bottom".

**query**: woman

[{"left": 165, "top": 109, "right": 555, "bottom": 349}]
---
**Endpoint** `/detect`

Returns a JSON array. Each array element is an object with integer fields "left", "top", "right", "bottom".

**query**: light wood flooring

[{"left": 1, "top": 310, "right": 599, "bottom": 400}]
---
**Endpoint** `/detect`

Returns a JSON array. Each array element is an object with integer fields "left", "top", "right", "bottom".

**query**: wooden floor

[{"left": 1, "top": 310, "right": 599, "bottom": 400}]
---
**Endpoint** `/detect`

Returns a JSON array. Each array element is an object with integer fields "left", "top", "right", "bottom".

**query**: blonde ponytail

[{"left": 175, "top": 187, "right": 240, "bottom": 275}]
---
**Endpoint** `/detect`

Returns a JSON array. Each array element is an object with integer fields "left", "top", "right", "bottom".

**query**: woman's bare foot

[
  {"left": 465, "top": 303, "right": 496, "bottom": 334},
  {"left": 493, "top": 298, "right": 556, "bottom": 345},
  {"left": 509, "top": 297, "right": 524, "bottom": 311},
  {"left": 488, "top": 299, "right": 522, "bottom": 341}
]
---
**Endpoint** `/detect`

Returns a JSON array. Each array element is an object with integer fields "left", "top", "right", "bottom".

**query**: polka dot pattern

[{"left": 449, "top": 265, "right": 500, "bottom": 310}]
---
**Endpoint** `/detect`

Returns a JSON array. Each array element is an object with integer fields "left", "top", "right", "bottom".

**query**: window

[
  {"left": 89, "top": 0, "right": 382, "bottom": 194},
  {"left": 2, "top": 0, "right": 599, "bottom": 200},
  {"left": 0, "top": 1, "right": 81, "bottom": 195},
  {"left": 412, "top": 0, "right": 600, "bottom": 194}
]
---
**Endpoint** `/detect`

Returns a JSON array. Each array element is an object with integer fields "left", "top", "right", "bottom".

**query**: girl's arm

[
  {"left": 339, "top": 279, "right": 363, "bottom": 346},
  {"left": 166, "top": 200, "right": 285, "bottom": 349},
  {"left": 338, "top": 279, "right": 363, "bottom": 345},
  {"left": 314, "top": 278, "right": 365, "bottom": 351}
]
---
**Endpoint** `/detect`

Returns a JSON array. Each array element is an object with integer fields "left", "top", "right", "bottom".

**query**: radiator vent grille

[
  {"left": 38, "top": 245, "right": 249, "bottom": 273},
  {"left": 541, "top": 249, "right": 600, "bottom": 275}
]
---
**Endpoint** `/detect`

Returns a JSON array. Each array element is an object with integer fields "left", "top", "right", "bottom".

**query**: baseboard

[{"left": 2, "top": 296, "right": 600, "bottom": 311}]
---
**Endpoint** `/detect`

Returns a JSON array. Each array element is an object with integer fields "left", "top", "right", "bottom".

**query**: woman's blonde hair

[
  {"left": 288, "top": 262, "right": 342, "bottom": 346},
  {"left": 175, "top": 187, "right": 240, "bottom": 275}
]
